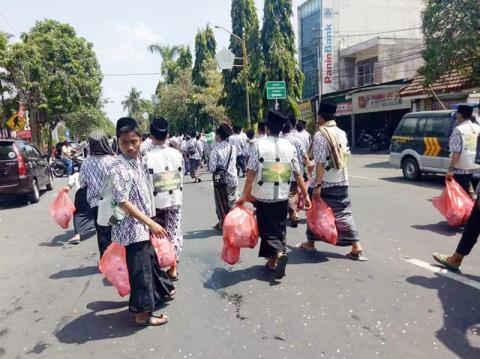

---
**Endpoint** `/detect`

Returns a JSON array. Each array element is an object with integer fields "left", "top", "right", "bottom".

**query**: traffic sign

[
  {"left": 215, "top": 47, "right": 236, "bottom": 70},
  {"left": 266, "top": 81, "right": 286, "bottom": 100}
]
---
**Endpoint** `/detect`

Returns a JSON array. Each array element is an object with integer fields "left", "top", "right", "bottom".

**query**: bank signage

[
  {"left": 352, "top": 87, "right": 411, "bottom": 114},
  {"left": 321, "top": 0, "right": 335, "bottom": 94}
]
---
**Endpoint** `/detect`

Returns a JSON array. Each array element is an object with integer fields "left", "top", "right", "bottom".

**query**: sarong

[
  {"left": 257, "top": 200, "right": 289, "bottom": 258},
  {"left": 152, "top": 206, "right": 183, "bottom": 260},
  {"left": 306, "top": 186, "right": 359, "bottom": 246},
  {"left": 73, "top": 187, "right": 95, "bottom": 238},
  {"left": 125, "top": 240, "right": 175, "bottom": 313},
  {"left": 189, "top": 158, "right": 201, "bottom": 178},
  {"left": 214, "top": 186, "right": 237, "bottom": 224}
]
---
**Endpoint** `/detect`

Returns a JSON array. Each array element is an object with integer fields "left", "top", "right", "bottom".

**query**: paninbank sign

[{"left": 321, "top": 0, "right": 335, "bottom": 94}]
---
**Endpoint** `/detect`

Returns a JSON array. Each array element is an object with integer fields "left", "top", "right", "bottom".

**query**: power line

[{"left": 0, "top": 10, "right": 18, "bottom": 36}]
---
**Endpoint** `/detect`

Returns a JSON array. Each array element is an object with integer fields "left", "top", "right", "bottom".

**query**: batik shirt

[
  {"left": 109, "top": 155, "right": 154, "bottom": 246},
  {"left": 209, "top": 141, "right": 238, "bottom": 188},
  {"left": 187, "top": 138, "right": 203, "bottom": 160},
  {"left": 297, "top": 130, "right": 312, "bottom": 153},
  {"left": 282, "top": 132, "right": 306, "bottom": 174},
  {"left": 79, "top": 155, "right": 117, "bottom": 208},
  {"left": 229, "top": 134, "right": 245, "bottom": 157},
  {"left": 312, "top": 131, "right": 349, "bottom": 189},
  {"left": 449, "top": 121, "right": 480, "bottom": 175},
  {"left": 247, "top": 137, "right": 301, "bottom": 203}
]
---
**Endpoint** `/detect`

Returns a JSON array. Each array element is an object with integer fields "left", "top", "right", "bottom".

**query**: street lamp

[{"left": 214, "top": 25, "right": 251, "bottom": 128}]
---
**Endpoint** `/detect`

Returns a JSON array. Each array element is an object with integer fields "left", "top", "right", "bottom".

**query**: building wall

[{"left": 298, "top": 0, "right": 424, "bottom": 99}]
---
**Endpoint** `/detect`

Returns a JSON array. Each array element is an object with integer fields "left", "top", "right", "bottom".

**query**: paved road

[{"left": 0, "top": 154, "right": 479, "bottom": 359}]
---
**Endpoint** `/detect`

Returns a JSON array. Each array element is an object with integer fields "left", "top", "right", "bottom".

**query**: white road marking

[{"left": 403, "top": 257, "right": 480, "bottom": 291}]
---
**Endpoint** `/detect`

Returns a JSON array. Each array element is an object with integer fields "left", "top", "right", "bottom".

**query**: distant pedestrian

[
  {"left": 229, "top": 126, "right": 246, "bottom": 177},
  {"left": 296, "top": 101, "right": 367, "bottom": 261},
  {"left": 187, "top": 132, "right": 203, "bottom": 183},
  {"left": 296, "top": 119, "right": 312, "bottom": 155},
  {"left": 209, "top": 123, "right": 238, "bottom": 230},
  {"left": 446, "top": 104, "right": 480, "bottom": 198},
  {"left": 258, "top": 121, "right": 267, "bottom": 138}
]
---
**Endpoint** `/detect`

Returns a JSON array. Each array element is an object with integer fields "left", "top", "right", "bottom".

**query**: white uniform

[
  {"left": 454, "top": 121, "right": 480, "bottom": 170},
  {"left": 146, "top": 144, "right": 184, "bottom": 209},
  {"left": 251, "top": 137, "right": 296, "bottom": 201}
]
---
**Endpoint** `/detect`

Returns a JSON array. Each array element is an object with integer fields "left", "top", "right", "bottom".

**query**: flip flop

[
  {"left": 275, "top": 255, "right": 288, "bottom": 280},
  {"left": 295, "top": 242, "right": 317, "bottom": 252},
  {"left": 136, "top": 314, "right": 168, "bottom": 327},
  {"left": 346, "top": 252, "right": 368, "bottom": 262},
  {"left": 432, "top": 252, "right": 460, "bottom": 271}
]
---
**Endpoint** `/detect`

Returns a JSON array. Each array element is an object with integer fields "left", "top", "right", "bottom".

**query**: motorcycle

[
  {"left": 369, "top": 126, "right": 391, "bottom": 152},
  {"left": 52, "top": 155, "right": 84, "bottom": 178},
  {"left": 356, "top": 130, "right": 374, "bottom": 149}
]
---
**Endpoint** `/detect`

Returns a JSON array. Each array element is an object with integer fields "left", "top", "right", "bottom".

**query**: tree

[
  {"left": 176, "top": 46, "right": 193, "bottom": 70},
  {"left": 196, "top": 58, "right": 226, "bottom": 130},
  {"left": 261, "top": 0, "right": 304, "bottom": 116},
  {"left": 3, "top": 20, "right": 102, "bottom": 150},
  {"left": 122, "top": 87, "right": 142, "bottom": 116},
  {"left": 148, "top": 44, "right": 182, "bottom": 84},
  {"left": 192, "top": 26, "right": 217, "bottom": 86},
  {"left": 66, "top": 105, "right": 114, "bottom": 138},
  {"left": 223, "top": 0, "right": 264, "bottom": 128},
  {"left": 419, "top": 0, "right": 480, "bottom": 84},
  {"left": 157, "top": 68, "right": 196, "bottom": 134}
]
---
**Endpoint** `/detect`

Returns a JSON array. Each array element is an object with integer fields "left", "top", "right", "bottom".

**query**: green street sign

[{"left": 266, "top": 81, "right": 286, "bottom": 100}]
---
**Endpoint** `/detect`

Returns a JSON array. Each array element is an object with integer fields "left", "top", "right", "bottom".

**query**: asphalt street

[{"left": 0, "top": 154, "right": 479, "bottom": 359}]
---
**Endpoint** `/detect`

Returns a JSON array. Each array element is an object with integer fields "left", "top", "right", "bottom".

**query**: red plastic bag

[
  {"left": 151, "top": 235, "right": 176, "bottom": 269},
  {"left": 432, "top": 179, "right": 474, "bottom": 227},
  {"left": 99, "top": 242, "right": 131, "bottom": 297},
  {"left": 221, "top": 244, "right": 240, "bottom": 265},
  {"left": 223, "top": 205, "right": 259, "bottom": 249},
  {"left": 306, "top": 198, "right": 338, "bottom": 245},
  {"left": 49, "top": 191, "right": 76, "bottom": 229},
  {"left": 298, "top": 179, "right": 313, "bottom": 210}
]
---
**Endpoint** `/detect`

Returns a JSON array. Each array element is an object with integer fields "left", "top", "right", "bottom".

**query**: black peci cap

[
  {"left": 318, "top": 101, "right": 337, "bottom": 119},
  {"left": 150, "top": 117, "right": 169, "bottom": 138},
  {"left": 216, "top": 123, "right": 233, "bottom": 139},
  {"left": 116, "top": 117, "right": 138, "bottom": 137},
  {"left": 266, "top": 110, "right": 288, "bottom": 128}
]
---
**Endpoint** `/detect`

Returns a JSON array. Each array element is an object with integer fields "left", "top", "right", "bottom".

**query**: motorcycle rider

[{"left": 61, "top": 141, "right": 74, "bottom": 176}]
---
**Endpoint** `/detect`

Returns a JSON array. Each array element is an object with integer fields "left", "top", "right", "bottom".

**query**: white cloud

[
  {"left": 115, "top": 22, "right": 161, "bottom": 45},
  {"left": 100, "top": 44, "right": 147, "bottom": 63}
]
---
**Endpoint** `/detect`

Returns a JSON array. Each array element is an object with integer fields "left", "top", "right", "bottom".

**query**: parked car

[
  {"left": 390, "top": 110, "right": 461, "bottom": 180},
  {"left": 0, "top": 140, "right": 54, "bottom": 203}
]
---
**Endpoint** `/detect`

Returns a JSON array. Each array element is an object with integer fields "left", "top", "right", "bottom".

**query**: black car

[{"left": 0, "top": 140, "right": 54, "bottom": 203}]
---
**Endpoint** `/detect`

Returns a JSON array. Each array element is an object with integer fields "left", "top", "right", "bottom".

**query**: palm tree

[
  {"left": 148, "top": 43, "right": 182, "bottom": 83},
  {"left": 121, "top": 87, "right": 142, "bottom": 116}
]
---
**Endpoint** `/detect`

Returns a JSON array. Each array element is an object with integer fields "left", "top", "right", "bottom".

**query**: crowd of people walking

[{"left": 57, "top": 99, "right": 480, "bottom": 328}]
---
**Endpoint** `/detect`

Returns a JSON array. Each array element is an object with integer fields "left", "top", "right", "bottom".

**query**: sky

[{"left": 0, "top": 0, "right": 305, "bottom": 124}]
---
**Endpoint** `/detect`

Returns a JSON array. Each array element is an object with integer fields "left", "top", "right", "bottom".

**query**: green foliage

[
  {"left": 195, "top": 58, "right": 226, "bottom": 130},
  {"left": 419, "top": 0, "right": 480, "bottom": 84},
  {"left": 193, "top": 26, "right": 217, "bottom": 86},
  {"left": 148, "top": 44, "right": 182, "bottom": 84},
  {"left": 261, "top": 0, "right": 304, "bottom": 116},
  {"left": 176, "top": 46, "right": 193, "bottom": 70},
  {"left": 122, "top": 87, "right": 142, "bottom": 116},
  {"left": 223, "top": 0, "right": 265, "bottom": 128},
  {"left": 66, "top": 106, "right": 114, "bottom": 137},
  {"left": 157, "top": 68, "right": 196, "bottom": 134},
  {"left": 2, "top": 19, "right": 102, "bottom": 148}
]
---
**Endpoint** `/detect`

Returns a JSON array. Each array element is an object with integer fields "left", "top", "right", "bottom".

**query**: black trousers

[
  {"left": 125, "top": 241, "right": 175, "bottom": 313},
  {"left": 92, "top": 206, "right": 112, "bottom": 258},
  {"left": 257, "top": 200, "right": 288, "bottom": 259},
  {"left": 456, "top": 200, "right": 480, "bottom": 256},
  {"left": 236, "top": 155, "right": 246, "bottom": 176},
  {"left": 73, "top": 187, "right": 95, "bottom": 237},
  {"left": 454, "top": 173, "right": 475, "bottom": 196}
]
